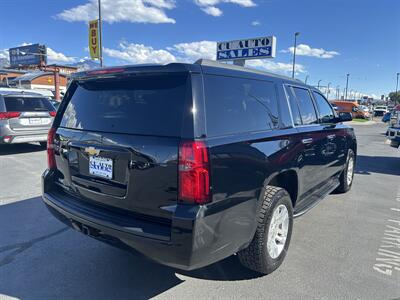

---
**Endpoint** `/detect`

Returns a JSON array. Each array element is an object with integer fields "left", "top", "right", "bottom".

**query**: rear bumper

[
  {"left": 42, "top": 170, "right": 255, "bottom": 270},
  {"left": 0, "top": 126, "right": 49, "bottom": 144},
  {"left": 1, "top": 134, "right": 48, "bottom": 144}
]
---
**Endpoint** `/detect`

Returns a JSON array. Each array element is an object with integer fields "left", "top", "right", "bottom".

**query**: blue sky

[{"left": 0, "top": 0, "right": 399, "bottom": 99}]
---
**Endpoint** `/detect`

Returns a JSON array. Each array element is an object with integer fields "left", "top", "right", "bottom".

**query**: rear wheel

[
  {"left": 336, "top": 149, "right": 355, "bottom": 193},
  {"left": 238, "top": 186, "right": 293, "bottom": 274}
]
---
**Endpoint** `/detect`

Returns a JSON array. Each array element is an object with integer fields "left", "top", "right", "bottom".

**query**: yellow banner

[{"left": 89, "top": 20, "right": 100, "bottom": 59}]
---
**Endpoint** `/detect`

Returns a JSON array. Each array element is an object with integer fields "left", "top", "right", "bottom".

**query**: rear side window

[
  {"left": 204, "top": 75, "right": 279, "bottom": 137},
  {"left": 312, "top": 92, "right": 335, "bottom": 123},
  {"left": 60, "top": 74, "right": 189, "bottom": 137},
  {"left": 4, "top": 97, "right": 55, "bottom": 112},
  {"left": 285, "top": 86, "right": 302, "bottom": 126},
  {"left": 291, "top": 87, "right": 318, "bottom": 125}
]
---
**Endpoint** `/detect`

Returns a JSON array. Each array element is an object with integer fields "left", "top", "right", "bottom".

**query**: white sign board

[{"left": 217, "top": 36, "right": 276, "bottom": 61}]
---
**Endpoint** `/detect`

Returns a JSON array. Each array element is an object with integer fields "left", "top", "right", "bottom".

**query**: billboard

[
  {"left": 217, "top": 36, "right": 276, "bottom": 61},
  {"left": 9, "top": 44, "right": 47, "bottom": 67},
  {"left": 89, "top": 20, "right": 100, "bottom": 59}
]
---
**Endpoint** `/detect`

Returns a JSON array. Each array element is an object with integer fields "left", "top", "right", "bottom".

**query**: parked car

[
  {"left": 0, "top": 90, "right": 56, "bottom": 146},
  {"left": 374, "top": 105, "right": 388, "bottom": 116},
  {"left": 387, "top": 111, "right": 400, "bottom": 148},
  {"left": 42, "top": 60, "right": 357, "bottom": 275},
  {"left": 331, "top": 100, "right": 369, "bottom": 119}
]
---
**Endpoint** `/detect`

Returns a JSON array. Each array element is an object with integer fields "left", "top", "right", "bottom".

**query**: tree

[{"left": 389, "top": 92, "right": 400, "bottom": 104}]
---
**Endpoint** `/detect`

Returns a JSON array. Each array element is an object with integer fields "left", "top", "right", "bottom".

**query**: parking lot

[{"left": 0, "top": 122, "right": 399, "bottom": 300}]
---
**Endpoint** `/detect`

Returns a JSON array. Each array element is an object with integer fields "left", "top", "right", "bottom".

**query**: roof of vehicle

[
  {"left": 8, "top": 72, "right": 67, "bottom": 83},
  {"left": 0, "top": 90, "right": 45, "bottom": 97},
  {"left": 331, "top": 100, "right": 359, "bottom": 105},
  {"left": 71, "top": 59, "right": 305, "bottom": 86}
]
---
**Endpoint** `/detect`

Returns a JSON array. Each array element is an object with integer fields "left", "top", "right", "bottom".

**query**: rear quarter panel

[{"left": 203, "top": 129, "right": 301, "bottom": 252}]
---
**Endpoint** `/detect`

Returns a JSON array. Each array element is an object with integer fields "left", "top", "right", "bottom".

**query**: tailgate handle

[
  {"left": 129, "top": 160, "right": 150, "bottom": 170},
  {"left": 302, "top": 138, "right": 313, "bottom": 144}
]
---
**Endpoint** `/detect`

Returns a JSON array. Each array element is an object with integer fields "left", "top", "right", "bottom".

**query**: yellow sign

[{"left": 89, "top": 20, "right": 100, "bottom": 59}]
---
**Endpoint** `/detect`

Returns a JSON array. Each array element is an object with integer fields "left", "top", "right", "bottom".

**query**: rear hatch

[
  {"left": 52, "top": 72, "right": 193, "bottom": 226},
  {"left": 4, "top": 96, "right": 55, "bottom": 131}
]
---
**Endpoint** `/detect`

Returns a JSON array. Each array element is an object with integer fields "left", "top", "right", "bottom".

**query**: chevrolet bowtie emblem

[{"left": 84, "top": 147, "right": 100, "bottom": 156}]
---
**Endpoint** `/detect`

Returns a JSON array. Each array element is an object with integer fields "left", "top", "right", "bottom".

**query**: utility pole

[
  {"left": 292, "top": 32, "right": 300, "bottom": 78},
  {"left": 305, "top": 75, "right": 309, "bottom": 84},
  {"left": 317, "top": 79, "right": 322, "bottom": 89},
  {"left": 98, "top": 0, "right": 103, "bottom": 67},
  {"left": 336, "top": 85, "right": 340, "bottom": 100},
  {"left": 345, "top": 73, "right": 350, "bottom": 101}
]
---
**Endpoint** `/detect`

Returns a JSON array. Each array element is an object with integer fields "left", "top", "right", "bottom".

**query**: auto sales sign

[{"left": 217, "top": 36, "right": 276, "bottom": 61}]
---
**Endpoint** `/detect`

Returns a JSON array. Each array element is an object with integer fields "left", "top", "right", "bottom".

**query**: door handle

[
  {"left": 327, "top": 134, "right": 336, "bottom": 140},
  {"left": 302, "top": 138, "right": 313, "bottom": 144}
]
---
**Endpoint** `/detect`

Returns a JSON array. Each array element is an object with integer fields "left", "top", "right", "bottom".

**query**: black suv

[{"left": 42, "top": 59, "right": 356, "bottom": 274}]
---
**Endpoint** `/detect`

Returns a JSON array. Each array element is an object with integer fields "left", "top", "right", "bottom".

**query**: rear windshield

[
  {"left": 60, "top": 74, "right": 190, "bottom": 136},
  {"left": 4, "top": 97, "right": 55, "bottom": 112}
]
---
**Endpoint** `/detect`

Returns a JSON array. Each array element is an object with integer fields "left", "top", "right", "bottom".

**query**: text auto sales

[{"left": 217, "top": 37, "right": 275, "bottom": 60}]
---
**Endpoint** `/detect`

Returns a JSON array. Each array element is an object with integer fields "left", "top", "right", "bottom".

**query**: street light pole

[
  {"left": 98, "top": 0, "right": 103, "bottom": 67},
  {"left": 305, "top": 75, "right": 309, "bottom": 84},
  {"left": 345, "top": 73, "right": 350, "bottom": 100},
  {"left": 291, "top": 32, "right": 300, "bottom": 79},
  {"left": 317, "top": 79, "right": 322, "bottom": 89},
  {"left": 336, "top": 85, "right": 340, "bottom": 99},
  {"left": 326, "top": 82, "right": 331, "bottom": 99},
  {"left": 396, "top": 72, "right": 399, "bottom": 104}
]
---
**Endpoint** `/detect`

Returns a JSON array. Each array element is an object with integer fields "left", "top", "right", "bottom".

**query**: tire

[
  {"left": 39, "top": 142, "right": 47, "bottom": 148},
  {"left": 335, "top": 149, "right": 355, "bottom": 193},
  {"left": 238, "top": 186, "right": 293, "bottom": 274}
]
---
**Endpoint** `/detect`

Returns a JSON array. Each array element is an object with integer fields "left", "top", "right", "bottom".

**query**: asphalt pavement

[{"left": 0, "top": 122, "right": 399, "bottom": 300}]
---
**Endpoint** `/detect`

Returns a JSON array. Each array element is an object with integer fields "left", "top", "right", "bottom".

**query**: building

[
  {"left": 8, "top": 71, "right": 69, "bottom": 94},
  {"left": 0, "top": 69, "right": 28, "bottom": 84}
]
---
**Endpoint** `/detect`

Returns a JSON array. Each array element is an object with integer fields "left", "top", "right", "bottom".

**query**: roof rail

[{"left": 194, "top": 58, "right": 302, "bottom": 82}]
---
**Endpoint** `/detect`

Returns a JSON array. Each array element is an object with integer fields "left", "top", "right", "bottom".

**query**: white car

[{"left": 374, "top": 105, "right": 388, "bottom": 116}]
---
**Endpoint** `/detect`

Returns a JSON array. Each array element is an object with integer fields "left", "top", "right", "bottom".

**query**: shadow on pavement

[
  {"left": 0, "top": 197, "right": 261, "bottom": 299},
  {"left": 0, "top": 143, "right": 45, "bottom": 156},
  {"left": 355, "top": 155, "right": 400, "bottom": 176}
]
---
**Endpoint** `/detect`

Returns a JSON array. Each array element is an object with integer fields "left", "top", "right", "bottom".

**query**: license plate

[
  {"left": 89, "top": 156, "right": 113, "bottom": 179},
  {"left": 29, "top": 118, "right": 42, "bottom": 125}
]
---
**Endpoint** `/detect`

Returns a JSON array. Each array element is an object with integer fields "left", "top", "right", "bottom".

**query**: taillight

[
  {"left": 0, "top": 112, "right": 21, "bottom": 120},
  {"left": 179, "top": 141, "right": 210, "bottom": 204},
  {"left": 47, "top": 127, "right": 57, "bottom": 170},
  {"left": 49, "top": 111, "right": 56, "bottom": 117}
]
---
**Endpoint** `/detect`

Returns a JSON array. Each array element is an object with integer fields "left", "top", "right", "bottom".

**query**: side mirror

[{"left": 338, "top": 112, "right": 353, "bottom": 122}]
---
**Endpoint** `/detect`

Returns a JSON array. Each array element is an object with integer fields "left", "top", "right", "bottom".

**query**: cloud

[
  {"left": 104, "top": 40, "right": 305, "bottom": 76},
  {"left": 281, "top": 44, "right": 340, "bottom": 59},
  {"left": 201, "top": 6, "right": 223, "bottom": 16},
  {"left": 246, "top": 59, "right": 305, "bottom": 75},
  {"left": 169, "top": 41, "right": 216, "bottom": 61},
  {"left": 56, "top": 0, "right": 176, "bottom": 24},
  {"left": 0, "top": 48, "right": 8, "bottom": 59},
  {"left": 104, "top": 42, "right": 177, "bottom": 64},
  {"left": 47, "top": 47, "right": 76, "bottom": 63},
  {"left": 194, "top": 0, "right": 256, "bottom": 16},
  {"left": 251, "top": 20, "right": 261, "bottom": 26}
]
